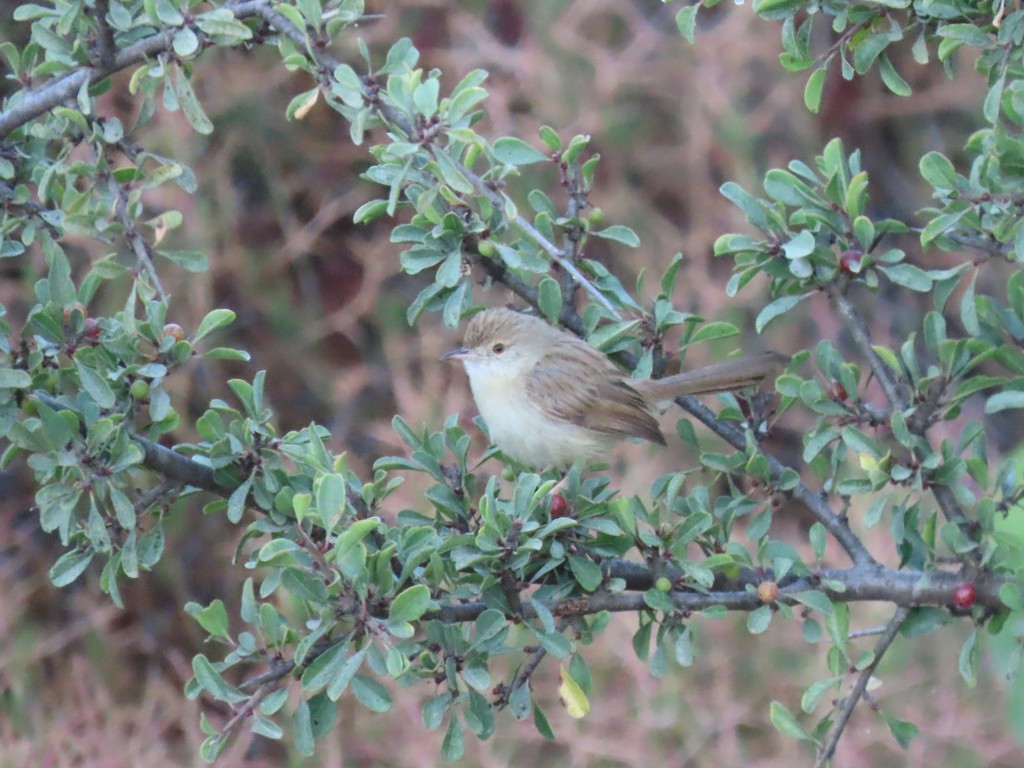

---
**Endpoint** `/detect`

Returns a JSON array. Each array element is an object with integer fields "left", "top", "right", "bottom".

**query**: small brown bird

[{"left": 443, "top": 308, "right": 788, "bottom": 467}]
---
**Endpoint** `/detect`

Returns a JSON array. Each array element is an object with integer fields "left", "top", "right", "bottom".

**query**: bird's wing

[{"left": 526, "top": 347, "right": 665, "bottom": 446}]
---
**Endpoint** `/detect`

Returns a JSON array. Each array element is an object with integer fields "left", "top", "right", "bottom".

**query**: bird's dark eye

[{"left": 492, "top": 343, "right": 505, "bottom": 354}]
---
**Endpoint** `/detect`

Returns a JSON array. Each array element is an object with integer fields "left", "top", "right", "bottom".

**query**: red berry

[
  {"left": 82, "top": 317, "right": 101, "bottom": 341},
  {"left": 952, "top": 583, "right": 976, "bottom": 609},
  {"left": 827, "top": 381, "right": 848, "bottom": 401},
  {"left": 550, "top": 492, "right": 570, "bottom": 519},
  {"left": 839, "top": 249, "right": 862, "bottom": 273}
]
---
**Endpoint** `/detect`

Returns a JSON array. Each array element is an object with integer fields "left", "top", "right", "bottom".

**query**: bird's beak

[{"left": 441, "top": 346, "right": 469, "bottom": 361}]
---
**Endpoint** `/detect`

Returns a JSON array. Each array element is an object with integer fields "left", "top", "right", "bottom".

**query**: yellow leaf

[
  {"left": 558, "top": 666, "right": 590, "bottom": 719},
  {"left": 294, "top": 90, "right": 319, "bottom": 120}
]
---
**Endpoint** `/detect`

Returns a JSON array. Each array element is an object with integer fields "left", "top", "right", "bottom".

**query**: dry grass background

[{"left": 2, "top": 0, "right": 1023, "bottom": 765}]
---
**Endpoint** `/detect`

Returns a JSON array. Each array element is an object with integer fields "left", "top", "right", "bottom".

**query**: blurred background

[{"left": 2, "top": 0, "right": 1021, "bottom": 765}]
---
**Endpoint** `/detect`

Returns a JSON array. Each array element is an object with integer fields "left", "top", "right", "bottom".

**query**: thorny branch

[{"left": 812, "top": 606, "right": 909, "bottom": 768}]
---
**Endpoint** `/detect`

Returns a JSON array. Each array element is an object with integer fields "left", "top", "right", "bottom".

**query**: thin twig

[
  {"left": 938, "top": 231, "right": 1011, "bottom": 256},
  {"left": 294, "top": 522, "right": 334, "bottom": 577},
  {"left": 813, "top": 606, "right": 909, "bottom": 768},
  {"left": 101, "top": 149, "right": 169, "bottom": 301},
  {"left": 505, "top": 643, "right": 548, "bottom": 701},
  {"left": 132, "top": 478, "right": 184, "bottom": 515},
  {"left": 832, "top": 281, "right": 907, "bottom": 410},
  {"left": 238, "top": 652, "right": 302, "bottom": 692},
  {"left": 500, "top": 617, "right": 571, "bottom": 708},
  {"left": 557, "top": 159, "right": 588, "bottom": 305},
  {"left": 847, "top": 625, "right": 888, "bottom": 639},
  {"left": 92, "top": 0, "right": 117, "bottom": 69},
  {"left": 210, "top": 682, "right": 275, "bottom": 752}
]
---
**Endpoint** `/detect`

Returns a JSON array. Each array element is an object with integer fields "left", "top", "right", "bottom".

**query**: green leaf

[
  {"left": 755, "top": 293, "right": 811, "bottom": 333},
  {"left": 293, "top": 699, "right": 314, "bottom": 756},
  {"left": 430, "top": 146, "right": 474, "bottom": 194},
  {"left": 539, "top": 125, "right": 561, "bottom": 151},
  {"left": 591, "top": 225, "right": 640, "bottom": 247},
  {"left": 919, "top": 151, "right": 958, "bottom": 190},
  {"left": 380, "top": 37, "right": 418, "bottom": 75},
  {"left": 441, "top": 715, "right": 465, "bottom": 761},
  {"left": 533, "top": 702, "right": 555, "bottom": 739},
  {"left": 958, "top": 627, "right": 978, "bottom": 686},
  {"left": 351, "top": 674, "right": 392, "bottom": 712},
  {"left": 809, "top": 522, "right": 826, "bottom": 561},
  {"left": 185, "top": 599, "right": 232, "bottom": 641},
  {"left": 413, "top": 78, "right": 439, "bottom": 117},
  {"left": 173, "top": 65, "right": 213, "bottom": 134},
  {"left": 315, "top": 472, "right": 347, "bottom": 530},
  {"left": 389, "top": 584, "right": 432, "bottom": 623},
  {"left": 801, "top": 677, "right": 839, "bottom": 713},
  {"left": 899, "top": 606, "right": 951, "bottom": 637},
  {"left": 720, "top": 182, "right": 769, "bottom": 231},
  {"left": 492, "top": 137, "right": 547, "bottom": 166},
  {"left": 960, "top": 267, "right": 979, "bottom": 335},
  {"left": 75, "top": 360, "right": 115, "bottom": 409},
  {"left": 853, "top": 30, "right": 893, "bottom": 74},
  {"left": 47, "top": 249, "right": 77, "bottom": 307},
  {"left": 537, "top": 277, "right": 562, "bottom": 322},
  {"left": 443, "top": 280, "right": 469, "bottom": 328},
  {"left": 804, "top": 67, "right": 826, "bottom": 113},
  {"left": 159, "top": 249, "right": 208, "bottom": 272},
  {"left": 747, "top": 604, "right": 773, "bottom": 634},
  {"left": 446, "top": 86, "right": 487, "bottom": 122},
  {"left": 327, "top": 646, "right": 367, "bottom": 700},
  {"left": 173, "top": 27, "right": 199, "bottom": 57},
  {"left": 920, "top": 208, "right": 968, "bottom": 246},
  {"left": 878, "top": 53, "right": 912, "bottom": 96},
  {"left": 49, "top": 549, "right": 94, "bottom": 587},
  {"left": 881, "top": 709, "right": 919, "bottom": 749},
  {"left": 302, "top": 641, "right": 350, "bottom": 693},
  {"left": 769, "top": 700, "right": 815, "bottom": 742},
  {"left": 689, "top": 321, "right": 739, "bottom": 343},
  {"left": 192, "top": 654, "right": 247, "bottom": 704},
  {"left": 791, "top": 590, "right": 833, "bottom": 615},
  {"left": 0, "top": 368, "right": 32, "bottom": 388},
  {"left": 986, "top": 391, "right": 1024, "bottom": 413},
  {"left": 567, "top": 555, "right": 603, "bottom": 592},
  {"left": 422, "top": 693, "right": 449, "bottom": 731},
  {"left": 354, "top": 199, "right": 388, "bottom": 224},
  {"left": 227, "top": 476, "right": 251, "bottom": 524},
  {"left": 203, "top": 347, "right": 251, "bottom": 361},
  {"left": 782, "top": 230, "right": 815, "bottom": 259},
  {"left": 753, "top": 0, "right": 804, "bottom": 20},
  {"left": 675, "top": 5, "right": 697, "bottom": 44},
  {"left": 881, "top": 263, "right": 932, "bottom": 291},
  {"left": 984, "top": 72, "right": 1005, "bottom": 124},
  {"left": 194, "top": 309, "right": 235, "bottom": 341}
]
